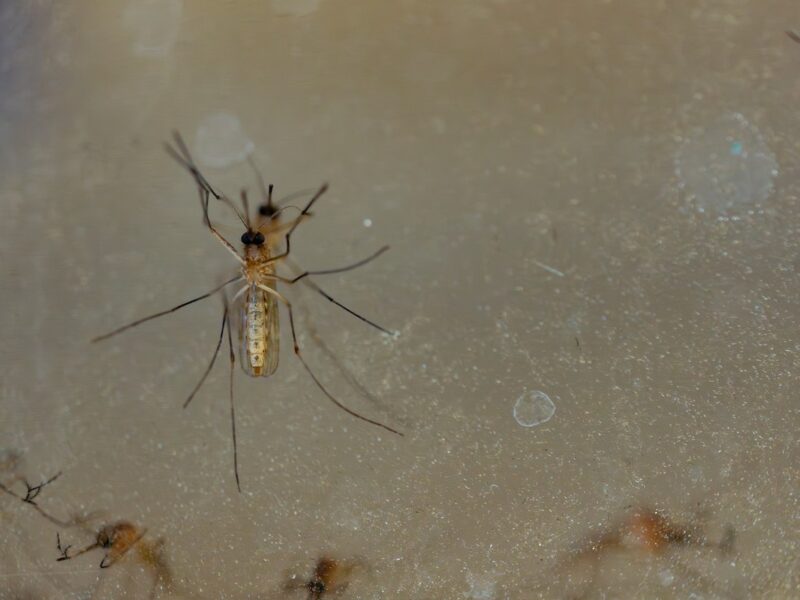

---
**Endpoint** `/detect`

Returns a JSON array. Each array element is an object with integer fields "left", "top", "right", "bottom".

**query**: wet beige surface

[{"left": 1, "top": 1, "right": 799, "bottom": 598}]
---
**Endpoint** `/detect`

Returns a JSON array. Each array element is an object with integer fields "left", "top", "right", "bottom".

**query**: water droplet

[
  {"left": 123, "top": 0, "right": 182, "bottom": 58},
  {"left": 675, "top": 113, "right": 777, "bottom": 215},
  {"left": 513, "top": 390, "right": 555, "bottom": 427},
  {"left": 363, "top": 218, "right": 373, "bottom": 228},
  {"left": 194, "top": 112, "right": 255, "bottom": 168}
]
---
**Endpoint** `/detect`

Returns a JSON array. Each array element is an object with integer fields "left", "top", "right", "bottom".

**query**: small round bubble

[{"left": 513, "top": 390, "right": 555, "bottom": 427}]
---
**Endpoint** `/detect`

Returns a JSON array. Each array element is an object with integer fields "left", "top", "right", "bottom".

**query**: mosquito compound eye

[
  {"left": 253, "top": 232, "right": 265, "bottom": 245},
  {"left": 240, "top": 231, "right": 254, "bottom": 245}
]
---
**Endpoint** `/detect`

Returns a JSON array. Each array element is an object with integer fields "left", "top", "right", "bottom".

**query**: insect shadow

[{"left": 92, "top": 132, "right": 402, "bottom": 491}]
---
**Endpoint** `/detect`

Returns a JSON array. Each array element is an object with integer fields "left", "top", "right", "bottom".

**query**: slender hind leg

[
  {"left": 92, "top": 276, "right": 242, "bottom": 343},
  {"left": 256, "top": 285, "right": 402, "bottom": 436},
  {"left": 223, "top": 295, "right": 242, "bottom": 492},
  {"left": 164, "top": 132, "right": 246, "bottom": 265},
  {"left": 184, "top": 301, "right": 230, "bottom": 409}
]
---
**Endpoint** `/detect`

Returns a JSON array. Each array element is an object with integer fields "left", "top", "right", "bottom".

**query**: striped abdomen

[{"left": 238, "top": 283, "right": 279, "bottom": 377}]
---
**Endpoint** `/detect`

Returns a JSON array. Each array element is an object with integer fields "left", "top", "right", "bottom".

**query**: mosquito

[
  {"left": 57, "top": 520, "right": 174, "bottom": 599},
  {"left": 557, "top": 507, "right": 735, "bottom": 599},
  {"left": 92, "top": 133, "right": 401, "bottom": 492},
  {"left": 283, "top": 556, "right": 366, "bottom": 600}
]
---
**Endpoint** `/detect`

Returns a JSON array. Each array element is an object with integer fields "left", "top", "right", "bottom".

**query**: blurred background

[{"left": 1, "top": 1, "right": 799, "bottom": 598}]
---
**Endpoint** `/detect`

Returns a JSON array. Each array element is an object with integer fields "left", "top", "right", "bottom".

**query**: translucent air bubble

[
  {"left": 513, "top": 390, "right": 555, "bottom": 427},
  {"left": 194, "top": 112, "right": 255, "bottom": 168},
  {"left": 675, "top": 113, "right": 777, "bottom": 215}
]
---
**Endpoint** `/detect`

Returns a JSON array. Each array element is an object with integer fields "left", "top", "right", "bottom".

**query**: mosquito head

[{"left": 240, "top": 230, "right": 265, "bottom": 246}]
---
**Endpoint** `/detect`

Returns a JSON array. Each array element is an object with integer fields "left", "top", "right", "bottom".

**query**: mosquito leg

[
  {"left": 92, "top": 276, "right": 243, "bottom": 343},
  {"left": 200, "top": 188, "right": 246, "bottom": 265},
  {"left": 300, "top": 278, "right": 393, "bottom": 335},
  {"left": 230, "top": 284, "right": 249, "bottom": 305},
  {"left": 281, "top": 245, "right": 390, "bottom": 284},
  {"left": 183, "top": 303, "right": 229, "bottom": 409},
  {"left": 21, "top": 473, "right": 74, "bottom": 527},
  {"left": 275, "top": 255, "right": 394, "bottom": 335},
  {"left": 267, "top": 183, "right": 328, "bottom": 264},
  {"left": 0, "top": 473, "right": 73, "bottom": 527},
  {"left": 256, "top": 285, "right": 402, "bottom": 436},
  {"left": 21, "top": 471, "right": 61, "bottom": 504},
  {"left": 264, "top": 262, "right": 392, "bottom": 336},
  {"left": 223, "top": 295, "right": 242, "bottom": 493},
  {"left": 164, "top": 131, "right": 219, "bottom": 199},
  {"left": 56, "top": 533, "right": 73, "bottom": 561},
  {"left": 165, "top": 132, "right": 247, "bottom": 264},
  {"left": 57, "top": 538, "right": 100, "bottom": 562}
]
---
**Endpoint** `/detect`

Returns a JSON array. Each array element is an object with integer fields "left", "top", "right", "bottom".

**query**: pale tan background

[{"left": 1, "top": 1, "right": 799, "bottom": 598}]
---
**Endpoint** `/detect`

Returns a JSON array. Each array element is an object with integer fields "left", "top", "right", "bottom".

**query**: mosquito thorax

[{"left": 240, "top": 230, "right": 265, "bottom": 246}]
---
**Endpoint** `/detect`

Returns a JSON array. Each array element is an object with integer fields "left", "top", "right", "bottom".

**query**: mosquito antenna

[
  {"left": 224, "top": 297, "right": 241, "bottom": 493},
  {"left": 217, "top": 194, "right": 249, "bottom": 230},
  {"left": 193, "top": 177, "right": 248, "bottom": 232},
  {"left": 240, "top": 189, "right": 252, "bottom": 231},
  {"left": 91, "top": 276, "right": 242, "bottom": 343},
  {"left": 184, "top": 303, "right": 229, "bottom": 409},
  {"left": 287, "top": 246, "right": 389, "bottom": 284}
]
